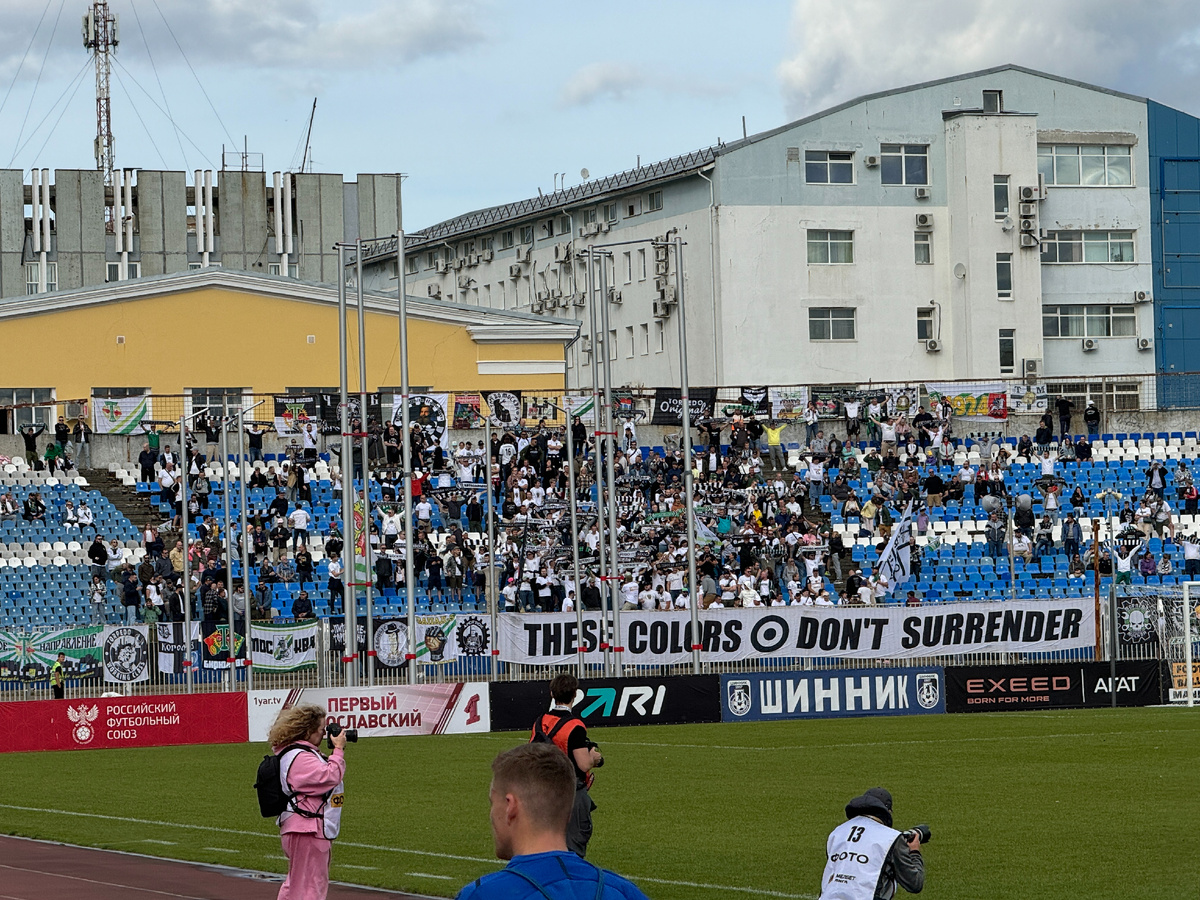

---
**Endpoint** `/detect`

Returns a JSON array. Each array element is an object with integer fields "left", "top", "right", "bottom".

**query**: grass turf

[{"left": 0, "top": 707, "right": 1196, "bottom": 899}]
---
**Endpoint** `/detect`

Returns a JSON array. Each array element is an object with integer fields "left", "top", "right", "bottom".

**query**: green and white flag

[
  {"left": 0, "top": 626, "right": 104, "bottom": 680},
  {"left": 93, "top": 394, "right": 151, "bottom": 434},
  {"left": 250, "top": 621, "right": 318, "bottom": 672}
]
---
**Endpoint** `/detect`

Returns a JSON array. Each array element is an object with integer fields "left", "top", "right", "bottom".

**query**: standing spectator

[
  {"left": 19, "top": 422, "right": 45, "bottom": 468},
  {"left": 1055, "top": 396, "right": 1075, "bottom": 438},
  {"left": 290, "top": 503, "right": 311, "bottom": 552},
  {"left": 763, "top": 420, "right": 787, "bottom": 472},
  {"left": 72, "top": 417, "right": 93, "bottom": 469},
  {"left": 245, "top": 423, "right": 266, "bottom": 463},
  {"left": 89, "top": 575, "right": 107, "bottom": 625},
  {"left": 1061, "top": 514, "right": 1082, "bottom": 560},
  {"left": 327, "top": 557, "right": 344, "bottom": 613},
  {"left": 54, "top": 416, "right": 71, "bottom": 455},
  {"left": 1181, "top": 534, "right": 1200, "bottom": 580},
  {"left": 121, "top": 569, "right": 141, "bottom": 624},
  {"left": 1083, "top": 401, "right": 1101, "bottom": 437},
  {"left": 50, "top": 651, "right": 66, "bottom": 700},
  {"left": 803, "top": 401, "right": 819, "bottom": 447},
  {"left": 138, "top": 441, "right": 157, "bottom": 482}
]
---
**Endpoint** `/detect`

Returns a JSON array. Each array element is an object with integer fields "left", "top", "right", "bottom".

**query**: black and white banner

[
  {"left": 877, "top": 500, "right": 914, "bottom": 586},
  {"left": 102, "top": 625, "right": 150, "bottom": 684},
  {"left": 497, "top": 601, "right": 1095, "bottom": 666},
  {"left": 155, "top": 622, "right": 199, "bottom": 675}
]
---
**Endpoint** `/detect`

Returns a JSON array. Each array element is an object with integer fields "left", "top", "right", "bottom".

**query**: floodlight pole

[
  {"left": 585, "top": 247, "right": 612, "bottom": 675},
  {"left": 337, "top": 244, "right": 357, "bottom": 686},
  {"left": 220, "top": 396, "right": 236, "bottom": 689},
  {"left": 672, "top": 235, "right": 702, "bottom": 675},
  {"left": 396, "top": 228, "right": 417, "bottom": 687},
  {"left": 355, "top": 240, "right": 376, "bottom": 686},
  {"left": 1186, "top": 581, "right": 1194, "bottom": 708},
  {"left": 178, "top": 410, "right": 204, "bottom": 693},
  {"left": 545, "top": 398, "right": 584, "bottom": 678},
  {"left": 236, "top": 400, "right": 265, "bottom": 691},
  {"left": 597, "top": 252, "right": 624, "bottom": 676},
  {"left": 484, "top": 413, "right": 498, "bottom": 680}
]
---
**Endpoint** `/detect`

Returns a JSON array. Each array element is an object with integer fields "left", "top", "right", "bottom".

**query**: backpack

[
  {"left": 530, "top": 713, "right": 576, "bottom": 748},
  {"left": 253, "top": 745, "right": 323, "bottom": 819}
]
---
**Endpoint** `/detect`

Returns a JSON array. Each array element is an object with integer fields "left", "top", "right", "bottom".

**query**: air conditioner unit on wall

[
  {"left": 864, "top": 155, "right": 880, "bottom": 168},
  {"left": 1019, "top": 185, "right": 1041, "bottom": 201},
  {"left": 1133, "top": 290, "right": 1150, "bottom": 303},
  {"left": 509, "top": 264, "right": 522, "bottom": 277},
  {"left": 1082, "top": 338, "right": 1098, "bottom": 351},
  {"left": 915, "top": 212, "right": 933, "bottom": 229},
  {"left": 1018, "top": 203, "right": 1037, "bottom": 217},
  {"left": 573, "top": 292, "right": 587, "bottom": 307},
  {"left": 608, "top": 288, "right": 622, "bottom": 303},
  {"left": 1023, "top": 357, "right": 1042, "bottom": 378},
  {"left": 427, "top": 283, "right": 441, "bottom": 297},
  {"left": 653, "top": 299, "right": 669, "bottom": 318},
  {"left": 1137, "top": 337, "right": 1153, "bottom": 350},
  {"left": 914, "top": 187, "right": 931, "bottom": 200},
  {"left": 924, "top": 338, "right": 942, "bottom": 352},
  {"left": 436, "top": 260, "right": 448, "bottom": 273},
  {"left": 1020, "top": 233, "right": 1040, "bottom": 248}
]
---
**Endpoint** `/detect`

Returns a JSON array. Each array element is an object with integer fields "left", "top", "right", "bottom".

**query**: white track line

[
  {"left": 601, "top": 727, "right": 1186, "bottom": 753},
  {"left": 0, "top": 804, "right": 807, "bottom": 897},
  {"left": 0, "top": 863, "right": 210, "bottom": 900}
]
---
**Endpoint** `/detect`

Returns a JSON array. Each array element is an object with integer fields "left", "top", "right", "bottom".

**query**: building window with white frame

[
  {"left": 582, "top": 208, "right": 597, "bottom": 226},
  {"left": 625, "top": 196, "right": 641, "bottom": 218},
  {"left": 623, "top": 251, "right": 632, "bottom": 284},
  {"left": 25, "top": 262, "right": 58, "bottom": 293},
  {"left": 519, "top": 225, "right": 534, "bottom": 244},
  {"left": 269, "top": 262, "right": 300, "bottom": 277},
  {"left": 626, "top": 326, "right": 635, "bottom": 358},
  {"left": 646, "top": 190, "right": 663, "bottom": 212},
  {"left": 637, "top": 248, "right": 647, "bottom": 280},
  {"left": 1040, "top": 230, "right": 1134, "bottom": 264},
  {"left": 807, "top": 229, "right": 854, "bottom": 264},
  {"left": 640, "top": 323, "right": 649, "bottom": 355},
  {"left": 996, "top": 253, "right": 1013, "bottom": 298},
  {"left": 188, "top": 387, "right": 246, "bottom": 418},
  {"left": 880, "top": 144, "right": 928, "bottom": 185},
  {"left": 805, "top": 150, "right": 854, "bottom": 184},
  {"left": 0, "top": 388, "right": 54, "bottom": 429},
  {"left": 1042, "top": 304, "right": 1136, "bottom": 338},
  {"left": 916, "top": 307, "right": 934, "bottom": 340},
  {"left": 809, "top": 307, "right": 856, "bottom": 341},
  {"left": 557, "top": 216, "right": 571, "bottom": 236},
  {"left": 1038, "top": 144, "right": 1132, "bottom": 186},
  {"left": 654, "top": 320, "right": 664, "bottom": 352},
  {"left": 914, "top": 231, "right": 931, "bottom": 264},
  {"left": 994, "top": 175, "right": 1009, "bottom": 219},
  {"left": 609, "top": 329, "right": 618, "bottom": 361},
  {"left": 998, "top": 328, "right": 1015, "bottom": 374},
  {"left": 499, "top": 230, "right": 514, "bottom": 250}
]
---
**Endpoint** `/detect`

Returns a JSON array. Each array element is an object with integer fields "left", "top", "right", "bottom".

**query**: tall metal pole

[
  {"left": 355, "top": 241, "right": 376, "bottom": 686},
  {"left": 585, "top": 248, "right": 612, "bottom": 675},
  {"left": 548, "top": 398, "right": 584, "bottom": 678},
  {"left": 338, "top": 244, "right": 357, "bottom": 686},
  {"left": 220, "top": 397, "right": 236, "bottom": 690},
  {"left": 179, "top": 414, "right": 193, "bottom": 693},
  {"left": 673, "top": 237, "right": 702, "bottom": 675},
  {"left": 484, "top": 414, "right": 498, "bottom": 681},
  {"left": 1186, "top": 582, "right": 1194, "bottom": 708},
  {"left": 237, "top": 405, "right": 256, "bottom": 692},
  {"left": 397, "top": 229, "right": 417, "bottom": 686},
  {"left": 597, "top": 253, "right": 624, "bottom": 675}
]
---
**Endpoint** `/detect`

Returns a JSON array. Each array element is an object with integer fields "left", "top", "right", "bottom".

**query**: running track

[{"left": 0, "top": 835, "right": 437, "bottom": 900}]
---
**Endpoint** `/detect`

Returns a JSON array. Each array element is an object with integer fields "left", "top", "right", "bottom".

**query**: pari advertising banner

[
  {"left": 246, "top": 684, "right": 490, "bottom": 742},
  {"left": 250, "top": 621, "right": 318, "bottom": 672},
  {"left": 0, "top": 691, "right": 249, "bottom": 753},
  {"left": 945, "top": 661, "right": 1161, "bottom": 712},
  {"left": 489, "top": 675, "right": 721, "bottom": 732},
  {"left": 720, "top": 668, "right": 945, "bottom": 722},
  {"left": 498, "top": 602, "right": 1095, "bottom": 667}
]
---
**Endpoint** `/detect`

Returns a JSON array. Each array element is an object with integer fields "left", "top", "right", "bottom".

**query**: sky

[{"left": 1, "top": 0, "right": 1200, "bottom": 230}]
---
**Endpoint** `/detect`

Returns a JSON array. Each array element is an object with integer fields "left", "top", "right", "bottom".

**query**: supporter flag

[
  {"left": 482, "top": 391, "right": 522, "bottom": 427},
  {"left": 694, "top": 514, "right": 721, "bottom": 546},
  {"left": 877, "top": 500, "right": 915, "bottom": 588},
  {"left": 155, "top": 622, "right": 199, "bottom": 675},
  {"left": 566, "top": 394, "right": 595, "bottom": 424},
  {"left": 352, "top": 495, "right": 370, "bottom": 592},
  {"left": 93, "top": 394, "right": 151, "bottom": 434},
  {"left": 0, "top": 626, "right": 103, "bottom": 679},
  {"left": 250, "top": 621, "right": 318, "bottom": 672},
  {"left": 273, "top": 395, "right": 318, "bottom": 436},
  {"left": 200, "top": 624, "right": 246, "bottom": 669},
  {"left": 451, "top": 393, "right": 484, "bottom": 429}
]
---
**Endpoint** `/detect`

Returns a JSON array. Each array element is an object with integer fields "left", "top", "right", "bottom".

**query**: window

[
  {"left": 807, "top": 229, "right": 854, "bottom": 264},
  {"left": 916, "top": 308, "right": 934, "bottom": 340},
  {"left": 404, "top": 256, "right": 419, "bottom": 275},
  {"left": 1040, "top": 230, "right": 1134, "bottom": 263},
  {"left": 609, "top": 329, "right": 618, "bottom": 361},
  {"left": 480, "top": 236, "right": 494, "bottom": 252},
  {"left": 1045, "top": 380, "right": 1141, "bottom": 412},
  {"left": 805, "top": 150, "right": 854, "bottom": 184},
  {"left": 809, "top": 307, "right": 856, "bottom": 341},
  {"left": 996, "top": 253, "right": 1013, "bottom": 298},
  {"left": 25, "top": 262, "right": 58, "bottom": 293},
  {"left": 640, "top": 323, "right": 649, "bottom": 355},
  {"left": 626, "top": 326, "right": 635, "bottom": 358},
  {"left": 0, "top": 388, "right": 54, "bottom": 430},
  {"left": 601, "top": 203, "right": 616, "bottom": 222},
  {"left": 499, "top": 230, "right": 514, "bottom": 250},
  {"left": 983, "top": 90, "right": 1003, "bottom": 113},
  {"left": 105, "top": 262, "right": 139, "bottom": 283},
  {"left": 268, "top": 262, "right": 299, "bottom": 277},
  {"left": 637, "top": 248, "right": 647, "bottom": 280},
  {"left": 623, "top": 251, "right": 632, "bottom": 284},
  {"left": 557, "top": 216, "right": 571, "bottom": 236},
  {"left": 1037, "top": 144, "right": 1132, "bottom": 186},
  {"left": 189, "top": 388, "right": 246, "bottom": 417},
  {"left": 94, "top": 387, "right": 148, "bottom": 399},
  {"left": 483, "top": 284, "right": 491, "bottom": 306},
  {"left": 1042, "top": 305, "right": 1136, "bottom": 338},
  {"left": 519, "top": 225, "right": 535, "bottom": 244},
  {"left": 426, "top": 251, "right": 437, "bottom": 269},
  {"left": 994, "top": 175, "right": 1009, "bottom": 219},
  {"left": 646, "top": 190, "right": 663, "bottom": 212},
  {"left": 914, "top": 231, "right": 931, "bottom": 264},
  {"left": 582, "top": 208, "right": 597, "bottom": 226},
  {"left": 625, "top": 197, "right": 641, "bottom": 218},
  {"left": 880, "top": 144, "right": 928, "bottom": 185},
  {"left": 655, "top": 320, "right": 664, "bottom": 352},
  {"left": 998, "top": 328, "right": 1015, "bottom": 374},
  {"left": 540, "top": 220, "right": 554, "bottom": 239}
]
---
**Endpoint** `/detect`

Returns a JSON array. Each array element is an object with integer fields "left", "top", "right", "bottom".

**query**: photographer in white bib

[{"left": 820, "top": 787, "right": 925, "bottom": 900}]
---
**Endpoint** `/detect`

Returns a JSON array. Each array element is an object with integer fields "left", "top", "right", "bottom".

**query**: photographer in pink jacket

[{"left": 267, "top": 704, "right": 348, "bottom": 900}]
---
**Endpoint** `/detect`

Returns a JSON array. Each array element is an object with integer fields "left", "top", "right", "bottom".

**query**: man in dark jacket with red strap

[{"left": 529, "top": 673, "right": 602, "bottom": 858}]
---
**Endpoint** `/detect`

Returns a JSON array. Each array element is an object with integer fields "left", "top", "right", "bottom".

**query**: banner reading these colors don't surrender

[{"left": 498, "top": 601, "right": 1095, "bottom": 667}]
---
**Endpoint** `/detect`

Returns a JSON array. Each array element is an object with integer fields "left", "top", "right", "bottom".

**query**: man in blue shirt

[{"left": 456, "top": 744, "right": 649, "bottom": 900}]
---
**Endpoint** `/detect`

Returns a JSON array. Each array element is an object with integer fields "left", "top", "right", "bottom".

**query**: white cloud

[
  {"left": 558, "top": 62, "right": 646, "bottom": 107},
  {"left": 0, "top": 0, "right": 487, "bottom": 79},
  {"left": 777, "top": 0, "right": 1200, "bottom": 119}
]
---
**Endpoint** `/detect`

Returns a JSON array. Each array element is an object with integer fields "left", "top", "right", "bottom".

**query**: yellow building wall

[{"left": 0, "top": 287, "right": 566, "bottom": 399}]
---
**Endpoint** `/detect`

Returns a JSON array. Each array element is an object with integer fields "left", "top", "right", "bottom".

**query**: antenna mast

[
  {"left": 82, "top": 0, "right": 119, "bottom": 230},
  {"left": 300, "top": 98, "right": 317, "bottom": 173}
]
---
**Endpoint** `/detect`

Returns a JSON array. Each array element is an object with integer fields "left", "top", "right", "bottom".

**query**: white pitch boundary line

[
  {"left": 600, "top": 727, "right": 1186, "bottom": 753},
  {"left": 201, "top": 847, "right": 238, "bottom": 854},
  {"left": 0, "top": 804, "right": 809, "bottom": 898},
  {"left": 406, "top": 872, "right": 454, "bottom": 880}
]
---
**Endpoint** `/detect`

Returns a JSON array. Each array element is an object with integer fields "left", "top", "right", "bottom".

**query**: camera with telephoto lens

[
  {"left": 900, "top": 824, "right": 931, "bottom": 845},
  {"left": 325, "top": 722, "right": 358, "bottom": 745}
]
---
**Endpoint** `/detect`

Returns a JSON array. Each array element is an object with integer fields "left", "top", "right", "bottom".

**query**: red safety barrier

[{"left": 0, "top": 691, "right": 249, "bottom": 753}]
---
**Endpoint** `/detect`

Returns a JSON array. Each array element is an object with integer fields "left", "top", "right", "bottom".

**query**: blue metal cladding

[{"left": 1148, "top": 101, "right": 1200, "bottom": 405}]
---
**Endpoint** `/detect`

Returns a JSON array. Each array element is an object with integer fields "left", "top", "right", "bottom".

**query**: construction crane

[{"left": 82, "top": 0, "right": 118, "bottom": 231}]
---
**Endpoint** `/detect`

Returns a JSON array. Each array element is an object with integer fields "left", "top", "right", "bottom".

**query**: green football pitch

[{"left": 1, "top": 707, "right": 1196, "bottom": 899}]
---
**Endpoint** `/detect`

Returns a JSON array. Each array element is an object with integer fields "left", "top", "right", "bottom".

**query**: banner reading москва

[{"left": 497, "top": 602, "right": 1094, "bottom": 666}]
